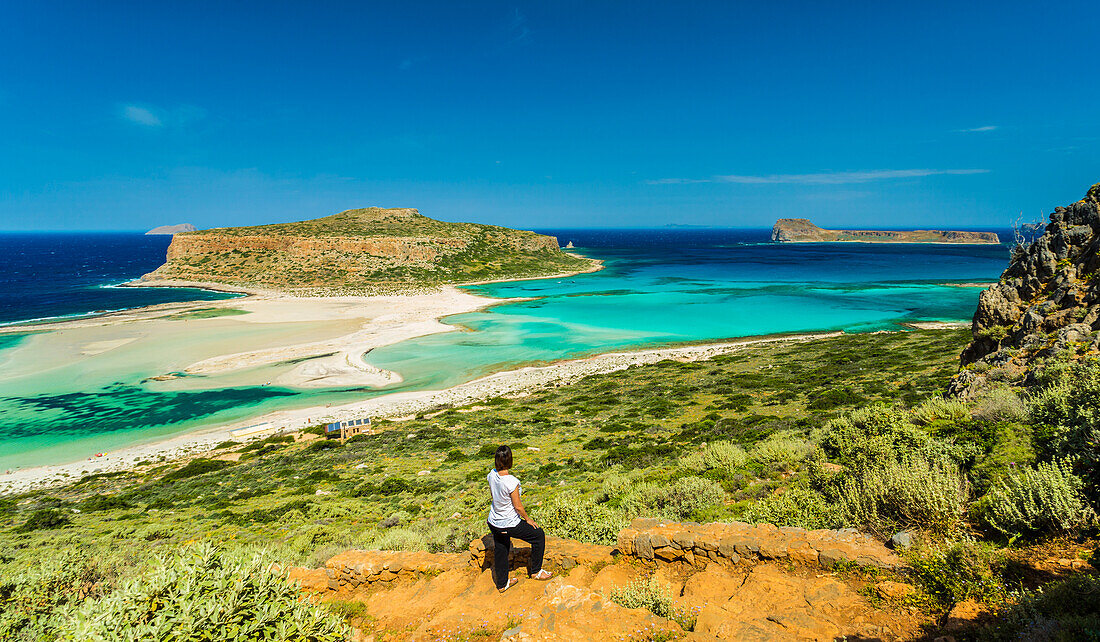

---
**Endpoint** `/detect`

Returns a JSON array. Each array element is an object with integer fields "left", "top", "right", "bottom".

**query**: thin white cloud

[
  {"left": 648, "top": 168, "right": 990, "bottom": 185},
  {"left": 956, "top": 125, "right": 998, "bottom": 132},
  {"left": 122, "top": 104, "right": 162, "bottom": 127},
  {"left": 715, "top": 169, "right": 990, "bottom": 184},
  {"left": 643, "top": 178, "right": 712, "bottom": 185},
  {"left": 120, "top": 103, "right": 205, "bottom": 127}
]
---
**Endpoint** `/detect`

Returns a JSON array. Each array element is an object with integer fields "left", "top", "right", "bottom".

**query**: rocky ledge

[
  {"left": 771, "top": 218, "right": 1000, "bottom": 244},
  {"left": 954, "top": 182, "right": 1100, "bottom": 395},
  {"left": 289, "top": 521, "right": 923, "bottom": 641},
  {"left": 618, "top": 517, "right": 904, "bottom": 570}
]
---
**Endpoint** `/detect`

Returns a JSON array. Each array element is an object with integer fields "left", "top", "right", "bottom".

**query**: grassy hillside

[
  {"left": 3, "top": 328, "right": 1099, "bottom": 639},
  {"left": 143, "top": 207, "right": 594, "bottom": 294}
]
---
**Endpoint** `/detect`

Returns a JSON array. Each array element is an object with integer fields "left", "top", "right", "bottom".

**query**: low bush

[
  {"left": 823, "top": 404, "right": 932, "bottom": 469},
  {"left": 1030, "top": 358, "right": 1100, "bottom": 501},
  {"left": 16, "top": 509, "right": 71, "bottom": 533},
  {"left": 369, "top": 527, "right": 429, "bottom": 551},
  {"left": 748, "top": 433, "right": 813, "bottom": 470},
  {"left": 65, "top": 543, "right": 349, "bottom": 641},
  {"left": 662, "top": 476, "right": 727, "bottom": 520},
  {"left": 910, "top": 396, "right": 971, "bottom": 426},
  {"left": 79, "top": 494, "right": 133, "bottom": 512},
  {"left": 977, "top": 573, "right": 1100, "bottom": 640},
  {"left": 307, "top": 439, "right": 342, "bottom": 452},
  {"left": 609, "top": 575, "right": 696, "bottom": 630},
  {"left": 537, "top": 492, "right": 627, "bottom": 545},
  {"left": 907, "top": 540, "right": 1008, "bottom": 609},
  {"left": 979, "top": 459, "right": 1095, "bottom": 537},
  {"left": 161, "top": 458, "right": 232, "bottom": 481},
  {"left": 618, "top": 476, "right": 725, "bottom": 521},
  {"left": 378, "top": 510, "right": 412, "bottom": 529},
  {"left": 807, "top": 387, "right": 866, "bottom": 410},
  {"left": 742, "top": 486, "right": 844, "bottom": 530},
  {"left": 973, "top": 388, "right": 1029, "bottom": 423},
  {"left": 836, "top": 456, "right": 969, "bottom": 535},
  {"left": 699, "top": 441, "right": 749, "bottom": 471}
]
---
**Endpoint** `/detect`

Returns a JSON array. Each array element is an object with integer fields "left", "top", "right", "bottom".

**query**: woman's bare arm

[{"left": 510, "top": 488, "right": 537, "bottom": 528}]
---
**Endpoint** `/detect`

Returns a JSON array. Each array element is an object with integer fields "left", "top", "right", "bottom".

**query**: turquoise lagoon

[{"left": 0, "top": 229, "right": 1011, "bottom": 470}]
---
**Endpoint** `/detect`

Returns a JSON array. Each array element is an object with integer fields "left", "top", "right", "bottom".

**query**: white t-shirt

[{"left": 487, "top": 469, "right": 522, "bottom": 528}]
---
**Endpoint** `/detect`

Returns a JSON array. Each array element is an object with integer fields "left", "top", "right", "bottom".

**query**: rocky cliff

[
  {"left": 141, "top": 207, "right": 593, "bottom": 294},
  {"left": 771, "top": 218, "right": 1000, "bottom": 244},
  {"left": 953, "top": 183, "right": 1100, "bottom": 394}
]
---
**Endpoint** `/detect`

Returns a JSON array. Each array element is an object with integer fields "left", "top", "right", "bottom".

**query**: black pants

[{"left": 487, "top": 520, "right": 545, "bottom": 589}]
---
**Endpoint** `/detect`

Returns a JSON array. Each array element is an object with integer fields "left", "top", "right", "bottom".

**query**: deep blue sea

[
  {"left": 0, "top": 229, "right": 1012, "bottom": 470},
  {"left": 0, "top": 233, "right": 239, "bottom": 325}
]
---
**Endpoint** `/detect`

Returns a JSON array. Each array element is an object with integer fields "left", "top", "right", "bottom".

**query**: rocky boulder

[{"left": 954, "top": 182, "right": 1100, "bottom": 395}]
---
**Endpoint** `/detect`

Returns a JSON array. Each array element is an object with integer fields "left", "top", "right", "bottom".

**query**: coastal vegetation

[
  {"left": 141, "top": 207, "right": 594, "bottom": 294},
  {"left": 4, "top": 325, "right": 1098, "bottom": 638}
]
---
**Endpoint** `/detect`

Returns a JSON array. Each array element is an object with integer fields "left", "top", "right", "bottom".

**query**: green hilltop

[{"left": 141, "top": 207, "right": 595, "bottom": 294}]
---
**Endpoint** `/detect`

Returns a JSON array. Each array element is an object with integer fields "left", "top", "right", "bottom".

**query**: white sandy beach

[{"left": 0, "top": 330, "right": 841, "bottom": 495}]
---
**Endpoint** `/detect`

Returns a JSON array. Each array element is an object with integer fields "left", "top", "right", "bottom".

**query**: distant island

[
  {"left": 138, "top": 207, "right": 596, "bottom": 294},
  {"left": 145, "top": 223, "right": 197, "bottom": 235},
  {"left": 771, "top": 218, "right": 1000, "bottom": 244}
]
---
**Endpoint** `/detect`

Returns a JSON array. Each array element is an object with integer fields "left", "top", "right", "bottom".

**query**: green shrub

[
  {"left": 836, "top": 456, "right": 968, "bottom": 535},
  {"left": 370, "top": 527, "right": 429, "bottom": 551},
  {"left": 308, "top": 439, "right": 342, "bottom": 452},
  {"left": 682, "top": 440, "right": 750, "bottom": 473},
  {"left": 161, "top": 458, "right": 232, "bottom": 481},
  {"left": 742, "top": 486, "right": 844, "bottom": 530},
  {"left": 79, "top": 494, "right": 133, "bottom": 512},
  {"left": 16, "top": 509, "right": 71, "bottom": 533},
  {"left": 1030, "top": 358, "right": 1100, "bottom": 500},
  {"left": 823, "top": 404, "right": 933, "bottom": 469},
  {"left": 910, "top": 396, "right": 971, "bottom": 426},
  {"left": 748, "top": 433, "right": 812, "bottom": 470},
  {"left": 974, "top": 388, "right": 1028, "bottom": 423},
  {"left": 64, "top": 543, "right": 349, "bottom": 641},
  {"left": 700, "top": 441, "right": 749, "bottom": 471},
  {"left": 618, "top": 477, "right": 725, "bottom": 521},
  {"left": 609, "top": 575, "right": 696, "bottom": 630},
  {"left": 907, "top": 540, "right": 1008, "bottom": 609},
  {"left": 378, "top": 510, "right": 412, "bottom": 529},
  {"left": 977, "top": 325, "right": 1010, "bottom": 342},
  {"left": 807, "top": 387, "right": 866, "bottom": 410},
  {"left": 0, "top": 551, "right": 124, "bottom": 640},
  {"left": 537, "top": 492, "right": 627, "bottom": 545},
  {"left": 662, "top": 476, "right": 726, "bottom": 520},
  {"left": 979, "top": 459, "right": 1095, "bottom": 537},
  {"left": 977, "top": 573, "right": 1100, "bottom": 640}
]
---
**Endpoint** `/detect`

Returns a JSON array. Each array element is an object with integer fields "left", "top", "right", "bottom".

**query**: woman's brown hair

[{"left": 494, "top": 445, "right": 513, "bottom": 471}]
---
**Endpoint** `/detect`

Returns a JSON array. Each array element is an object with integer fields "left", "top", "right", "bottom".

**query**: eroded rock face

[
  {"left": 620, "top": 518, "right": 903, "bottom": 571},
  {"left": 771, "top": 218, "right": 1000, "bottom": 244},
  {"left": 688, "top": 565, "right": 911, "bottom": 641},
  {"left": 953, "top": 182, "right": 1100, "bottom": 395}
]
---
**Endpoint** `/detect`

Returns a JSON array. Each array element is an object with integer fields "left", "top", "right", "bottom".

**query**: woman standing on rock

[{"left": 487, "top": 445, "right": 553, "bottom": 592}]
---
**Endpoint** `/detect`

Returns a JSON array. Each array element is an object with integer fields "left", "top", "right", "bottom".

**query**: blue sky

[{"left": 1, "top": 1, "right": 1098, "bottom": 231}]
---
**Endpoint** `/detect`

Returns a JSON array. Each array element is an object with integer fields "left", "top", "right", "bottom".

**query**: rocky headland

[
  {"left": 954, "top": 182, "right": 1100, "bottom": 394},
  {"left": 771, "top": 218, "right": 1000, "bottom": 244},
  {"left": 139, "top": 207, "right": 595, "bottom": 294},
  {"left": 145, "top": 223, "right": 197, "bottom": 235}
]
